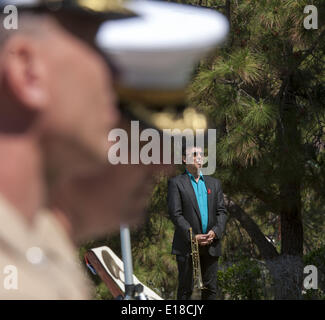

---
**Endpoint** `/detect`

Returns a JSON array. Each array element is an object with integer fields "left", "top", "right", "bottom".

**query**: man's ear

[{"left": 2, "top": 35, "right": 50, "bottom": 111}]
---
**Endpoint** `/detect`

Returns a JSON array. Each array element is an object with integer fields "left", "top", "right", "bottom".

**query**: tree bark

[
  {"left": 225, "top": 196, "right": 304, "bottom": 299},
  {"left": 279, "top": 184, "right": 304, "bottom": 256},
  {"left": 276, "top": 181, "right": 304, "bottom": 299},
  {"left": 265, "top": 254, "right": 304, "bottom": 300},
  {"left": 273, "top": 68, "right": 304, "bottom": 298}
]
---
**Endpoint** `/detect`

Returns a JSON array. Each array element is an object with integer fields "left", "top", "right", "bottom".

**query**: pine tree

[{"left": 188, "top": 0, "right": 325, "bottom": 299}]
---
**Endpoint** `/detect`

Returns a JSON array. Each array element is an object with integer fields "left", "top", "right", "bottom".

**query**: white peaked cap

[{"left": 97, "top": 0, "right": 229, "bottom": 91}]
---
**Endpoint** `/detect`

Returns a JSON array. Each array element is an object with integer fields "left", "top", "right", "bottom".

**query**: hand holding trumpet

[{"left": 195, "top": 230, "right": 216, "bottom": 246}]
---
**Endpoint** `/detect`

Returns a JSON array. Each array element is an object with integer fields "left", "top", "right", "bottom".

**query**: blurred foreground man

[
  {"left": 0, "top": 0, "right": 229, "bottom": 299},
  {"left": 0, "top": 1, "right": 122, "bottom": 299}
]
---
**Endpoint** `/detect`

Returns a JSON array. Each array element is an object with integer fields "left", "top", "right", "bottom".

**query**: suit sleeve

[
  {"left": 167, "top": 178, "right": 192, "bottom": 243},
  {"left": 211, "top": 180, "right": 228, "bottom": 240}
]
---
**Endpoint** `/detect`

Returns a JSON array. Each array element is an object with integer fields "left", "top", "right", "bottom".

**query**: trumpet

[{"left": 189, "top": 228, "right": 204, "bottom": 292}]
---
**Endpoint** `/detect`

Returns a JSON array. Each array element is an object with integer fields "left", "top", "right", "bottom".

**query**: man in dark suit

[{"left": 168, "top": 144, "right": 228, "bottom": 300}]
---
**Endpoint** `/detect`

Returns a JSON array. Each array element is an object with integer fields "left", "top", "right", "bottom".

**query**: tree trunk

[
  {"left": 265, "top": 255, "right": 304, "bottom": 300},
  {"left": 280, "top": 183, "right": 303, "bottom": 256},
  {"left": 225, "top": 196, "right": 304, "bottom": 299},
  {"left": 274, "top": 71, "right": 305, "bottom": 299},
  {"left": 274, "top": 181, "right": 304, "bottom": 299}
]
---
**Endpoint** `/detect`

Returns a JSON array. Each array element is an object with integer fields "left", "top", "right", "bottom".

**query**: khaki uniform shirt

[{"left": 0, "top": 194, "right": 93, "bottom": 299}]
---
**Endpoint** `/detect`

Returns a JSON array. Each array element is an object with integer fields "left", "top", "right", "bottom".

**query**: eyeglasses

[{"left": 187, "top": 152, "right": 204, "bottom": 158}]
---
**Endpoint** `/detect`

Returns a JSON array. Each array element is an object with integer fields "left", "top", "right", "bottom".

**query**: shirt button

[{"left": 26, "top": 246, "right": 44, "bottom": 265}]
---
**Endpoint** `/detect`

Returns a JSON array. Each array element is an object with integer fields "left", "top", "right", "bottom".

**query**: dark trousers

[{"left": 176, "top": 246, "right": 219, "bottom": 300}]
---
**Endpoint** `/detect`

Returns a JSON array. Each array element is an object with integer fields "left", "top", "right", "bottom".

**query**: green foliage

[
  {"left": 94, "top": 282, "right": 113, "bottom": 300},
  {"left": 132, "top": 214, "right": 178, "bottom": 299},
  {"left": 302, "top": 289, "right": 325, "bottom": 300},
  {"left": 304, "top": 246, "right": 325, "bottom": 268},
  {"left": 302, "top": 191, "right": 325, "bottom": 252},
  {"left": 303, "top": 245, "right": 325, "bottom": 296},
  {"left": 302, "top": 246, "right": 325, "bottom": 300},
  {"left": 217, "top": 258, "right": 266, "bottom": 300}
]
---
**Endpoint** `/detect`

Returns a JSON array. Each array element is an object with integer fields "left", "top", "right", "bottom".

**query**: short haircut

[{"left": 0, "top": 13, "right": 49, "bottom": 47}]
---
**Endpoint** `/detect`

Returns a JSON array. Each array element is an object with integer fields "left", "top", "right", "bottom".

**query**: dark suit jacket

[{"left": 167, "top": 172, "right": 228, "bottom": 257}]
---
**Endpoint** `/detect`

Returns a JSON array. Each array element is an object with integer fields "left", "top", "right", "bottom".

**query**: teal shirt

[{"left": 186, "top": 170, "right": 208, "bottom": 233}]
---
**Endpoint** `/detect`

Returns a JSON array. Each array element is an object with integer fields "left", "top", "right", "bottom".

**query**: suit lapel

[{"left": 180, "top": 173, "right": 202, "bottom": 230}]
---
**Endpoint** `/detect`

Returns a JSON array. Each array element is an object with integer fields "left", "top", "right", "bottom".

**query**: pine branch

[{"left": 297, "top": 26, "right": 325, "bottom": 66}]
